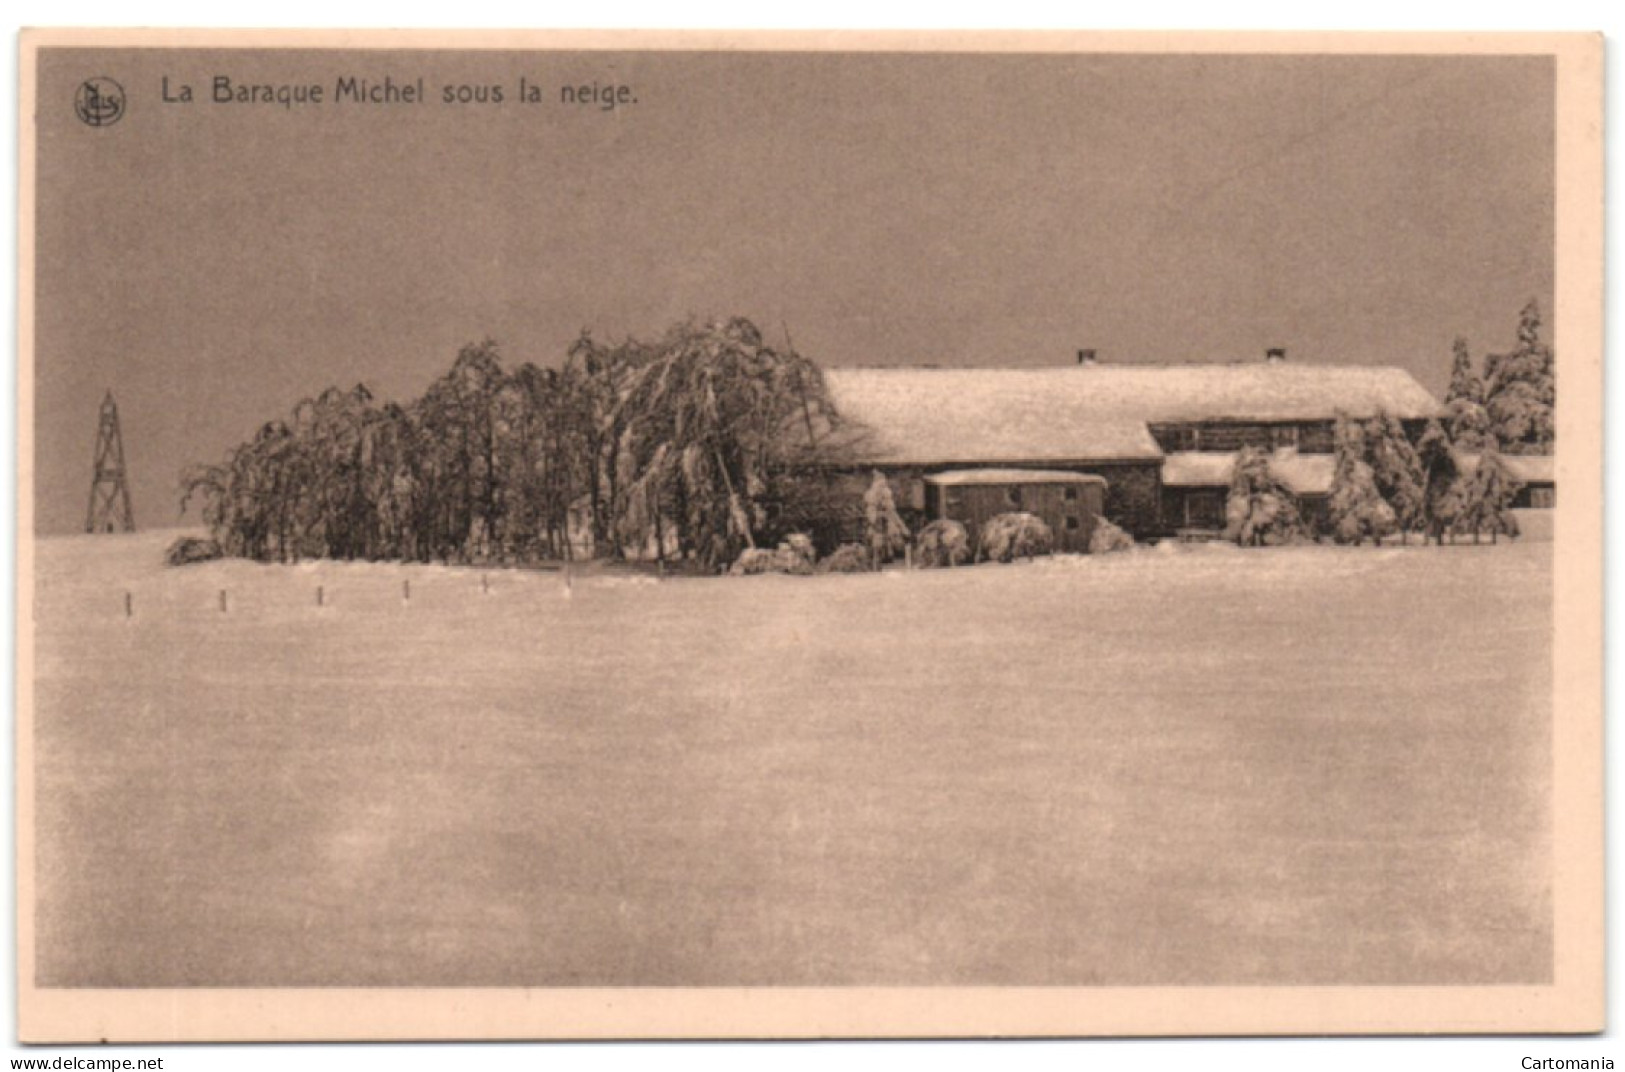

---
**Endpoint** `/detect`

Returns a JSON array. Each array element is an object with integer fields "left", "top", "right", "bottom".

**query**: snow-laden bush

[
  {"left": 730, "top": 545, "right": 815, "bottom": 576},
  {"left": 729, "top": 533, "right": 817, "bottom": 576},
  {"left": 818, "top": 543, "right": 873, "bottom": 573},
  {"left": 165, "top": 536, "right": 223, "bottom": 567},
  {"left": 979, "top": 512, "right": 1053, "bottom": 563},
  {"left": 1087, "top": 518, "right": 1134, "bottom": 554},
  {"left": 781, "top": 532, "right": 816, "bottom": 566},
  {"left": 915, "top": 519, "right": 972, "bottom": 568}
]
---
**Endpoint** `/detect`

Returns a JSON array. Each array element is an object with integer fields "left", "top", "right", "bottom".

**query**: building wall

[
  {"left": 1513, "top": 483, "right": 1555, "bottom": 509},
  {"left": 1150, "top": 421, "right": 1337, "bottom": 454},
  {"left": 1159, "top": 486, "right": 1332, "bottom": 538}
]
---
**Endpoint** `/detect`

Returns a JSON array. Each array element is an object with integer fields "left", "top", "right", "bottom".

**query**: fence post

[
  {"left": 403, "top": 579, "right": 411, "bottom": 602},
  {"left": 124, "top": 591, "right": 132, "bottom": 619},
  {"left": 218, "top": 589, "right": 227, "bottom": 613},
  {"left": 317, "top": 585, "right": 324, "bottom": 607}
]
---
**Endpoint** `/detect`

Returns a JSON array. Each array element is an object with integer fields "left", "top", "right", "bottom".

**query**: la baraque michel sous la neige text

[{"left": 161, "top": 75, "right": 636, "bottom": 111}]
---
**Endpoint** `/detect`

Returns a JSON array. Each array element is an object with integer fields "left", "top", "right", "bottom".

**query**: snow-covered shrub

[
  {"left": 1087, "top": 518, "right": 1134, "bottom": 554},
  {"left": 915, "top": 519, "right": 972, "bottom": 568},
  {"left": 729, "top": 544, "right": 815, "bottom": 576},
  {"left": 165, "top": 536, "right": 223, "bottom": 567},
  {"left": 978, "top": 512, "right": 1053, "bottom": 563},
  {"left": 781, "top": 532, "right": 816, "bottom": 567},
  {"left": 818, "top": 543, "right": 873, "bottom": 573}
]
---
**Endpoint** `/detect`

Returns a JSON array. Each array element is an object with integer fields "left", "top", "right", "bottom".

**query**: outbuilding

[{"left": 923, "top": 469, "right": 1107, "bottom": 553}]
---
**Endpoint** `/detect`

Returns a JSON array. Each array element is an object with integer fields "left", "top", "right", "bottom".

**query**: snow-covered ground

[{"left": 29, "top": 530, "right": 1552, "bottom": 986}]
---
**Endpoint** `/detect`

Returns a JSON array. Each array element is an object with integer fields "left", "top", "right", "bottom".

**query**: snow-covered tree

[
  {"left": 608, "top": 317, "right": 843, "bottom": 569},
  {"left": 1365, "top": 412, "right": 1426, "bottom": 544},
  {"left": 1415, "top": 418, "right": 1461, "bottom": 544},
  {"left": 1443, "top": 336, "right": 1494, "bottom": 451},
  {"left": 182, "top": 316, "right": 845, "bottom": 570},
  {"left": 1325, "top": 414, "right": 1397, "bottom": 546},
  {"left": 1483, "top": 299, "right": 1555, "bottom": 455},
  {"left": 1222, "top": 445, "right": 1304, "bottom": 546},
  {"left": 862, "top": 470, "right": 910, "bottom": 564},
  {"left": 1452, "top": 448, "right": 1522, "bottom": 544},
  {"left": 1447, "top": 335, "right": 1482, "bottom": 404}
]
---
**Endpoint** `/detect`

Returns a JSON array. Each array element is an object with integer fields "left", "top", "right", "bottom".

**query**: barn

[{"left": 808, "top": 352, "right": 1449, "bottom": 544}]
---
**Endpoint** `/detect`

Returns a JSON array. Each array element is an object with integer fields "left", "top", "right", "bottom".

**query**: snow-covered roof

[
  {"left": 924, "top": 469, "right": 1109, "bottom": 486},
  {"left": 1161, "top": 453, "right": 1235, "bottom": 487},
  {"left": 823, "top": 367, "right": 1163, "bottom": 464},
  {"left": 1162, "top": 449, "right": 1337, "bottom": 496},
  {"left": 822, "top": 364, "right": 1438, "bottom": 466},
  {"left": 1271, "top": 451, "right": 1337, "bottom": 496},
  {"left": 1454, "top": 452, "right": 1554, "bottom": 484}
]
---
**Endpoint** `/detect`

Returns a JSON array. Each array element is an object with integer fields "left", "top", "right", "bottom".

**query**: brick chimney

[
  {"left": 1265, "top": 347, "right": 1286, "bottom": 364},
  {"left": 1077, "top": 348, "right": 1098, "bottom": 366}
]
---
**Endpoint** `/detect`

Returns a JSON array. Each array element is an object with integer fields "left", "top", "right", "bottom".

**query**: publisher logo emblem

[{"left": 74, "top": 77, "right": 126, "bottom": 128}]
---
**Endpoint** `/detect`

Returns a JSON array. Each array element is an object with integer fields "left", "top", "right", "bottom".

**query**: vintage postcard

[{"left": 14, "top": 29, "right": 1603, "bottom": 1041}]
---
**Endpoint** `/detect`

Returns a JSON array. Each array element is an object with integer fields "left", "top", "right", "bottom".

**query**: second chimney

[
  {"left": 1077, "top": 348, "right": 1098, "bottom": 366},
  {"left": 1265, "top": 347, "right": 1286, "bottom": 364}
]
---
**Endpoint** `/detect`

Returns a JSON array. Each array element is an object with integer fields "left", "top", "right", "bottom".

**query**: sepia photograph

[{"left": 13, "top": 28, "right": 1604, "bottom": 1041}]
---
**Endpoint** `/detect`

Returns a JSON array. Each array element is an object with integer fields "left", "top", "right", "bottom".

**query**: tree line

[
  {"left": 180, "top": 317, "right": 843, "bottom": 570},
  {"left": 1226, "top": 301, "right": 1551, "bottom": 547}
]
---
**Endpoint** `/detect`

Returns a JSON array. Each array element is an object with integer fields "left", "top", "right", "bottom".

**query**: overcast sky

[{"left": 33, "top": 49, "right": 1553, "bottom": 535}]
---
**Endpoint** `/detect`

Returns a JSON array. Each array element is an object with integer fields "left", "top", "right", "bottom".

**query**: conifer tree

[
  {"left": 1482, "top": 299, "right": 1556, "bottom": 455},
  {"left": 1452, "top": 448, "right": 1522, "bottom": 544},
  {"left": 1414, "top": 418, "right": 1461, "bottom": 545},
  {"left": 1325, "top": 414, "right": 1397, "bottom": 546},
  {"left": 1222, "top": 445, "right": 1303, "bottom": 546},
  {"left": 1365, "top": 412, "right": 1426, "bottom": 544},
  {"left": 863, "top": 470, "right": 911, "bottom": 564},
  {"left": 1443, "top": 336, "right": 1494, "bottom": 451}
]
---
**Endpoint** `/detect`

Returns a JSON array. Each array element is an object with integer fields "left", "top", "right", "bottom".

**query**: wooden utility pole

[{"left": 85, "top": 391, "right": 135, "bottom": 534}]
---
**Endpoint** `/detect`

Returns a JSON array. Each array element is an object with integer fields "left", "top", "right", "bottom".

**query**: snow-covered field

[{"left": 29, "top": 531, "right": 1552, "bottom": 986}]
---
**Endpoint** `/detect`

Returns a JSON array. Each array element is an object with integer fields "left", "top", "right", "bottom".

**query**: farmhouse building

[{"left": 813, "top": 353, "right": 1448, "bottom": 544}]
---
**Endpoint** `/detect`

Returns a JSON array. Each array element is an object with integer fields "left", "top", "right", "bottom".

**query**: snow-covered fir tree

[
  {"left": 1414, "top": 418, "right": 1462, "bottom": 544},
  {"left": 1222, "top": 445, "right": 1304, "bottom": 546},
  {"left": 1482, "top": 299, "right": 1555, "bottom": 455},
  {"left": 1365, "top": 412, "right": 1426, "bottom": 544},
  {"left": 1450, "top": 448, "right": 1522, "bottom": 544},
  {"left": 862, "top": 470, "right": 910, "bottom": 564},
  {"left": 1442, "top": 336, "right": 1494, "bottom": 451},
  {"left": 1325, "top": 414, "right": 1397, "bottom": 546}
]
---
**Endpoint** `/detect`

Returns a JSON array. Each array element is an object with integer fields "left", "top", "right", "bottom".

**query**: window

[
  {"left": 1006, "top": 486, "right": 1023, "bottom": 507},
  {"left": 1064, "top": 515, "right": 1080, "bottom": 531},
  {"left": 1063, "top": 486, "right": 1078, "bottom": 502},
  {"left": 1185, "top": 491, "right": 1224, "bottom": 529},
  {"left": 1300, "top": 423, "right": 1335, "bottom": 453},
  {"left": 945, "top": 487, "right": 964, "bottom": 512}
]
